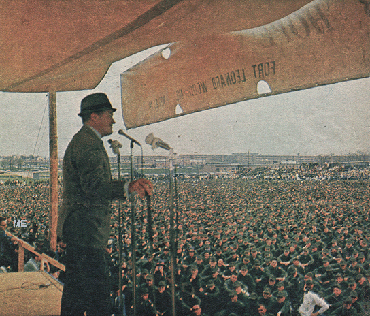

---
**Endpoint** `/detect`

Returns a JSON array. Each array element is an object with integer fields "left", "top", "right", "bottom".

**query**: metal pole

[
  {"left": 117, "top": 152, "right": 123, "bottom": 316},
  {"left": 48, "top": 91, "right": 58, "bottom": 252},
  {"left": 130, "top": 140, "right": 137, "bottom": 316},
  {"left": 174, "top": 166, "right": 179, "bottom": 251},
  {"left": 168, "top": 155, "right": 176, "bottom": 316}
]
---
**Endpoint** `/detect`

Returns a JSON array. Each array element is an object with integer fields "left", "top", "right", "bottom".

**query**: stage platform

[{"left": 0, "top": 271, "right": 62, "bottom": 316}]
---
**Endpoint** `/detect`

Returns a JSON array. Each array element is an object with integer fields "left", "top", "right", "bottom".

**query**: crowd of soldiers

[
  {"left": 1, "top": 171, "right": 370, "bottom": 315},
  {"left": 106, "top": 177, "right": 370, "bottom": 316}
]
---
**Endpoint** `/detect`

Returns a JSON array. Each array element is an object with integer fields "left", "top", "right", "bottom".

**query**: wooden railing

[{"left": 5, "top": 231, "right": 65, "bottom": 272}]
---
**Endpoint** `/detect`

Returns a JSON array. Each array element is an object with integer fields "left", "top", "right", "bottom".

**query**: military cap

[
  {"left": 249, "top": 292, "right": 258, "bottom": 300},
  {"left": 158, "top": 281, "right": 166, "bottom": 287},
  {"left": 276, "top": 291, "right": 288, "bottom": 298},
  {"left": 141, "top": 287, "right": 149, "bottom": 294},
  {"left": 287, "top": 266, "right": 297, "bottom": 274},
  {"left": 350, "top": 290, "right": 358, "bottom": 298},
  {"left": 229, "top": 290, "right": 238, "bottom": 297},
  {"left": 183, "top": 283, "right": 193, "bottom": 292},
  {"left": 344, "top": 297, "right": 352, "bottom": 304},
  {"left": 78, "top": 93, "right": 116, "bottom": 116},
  {"left": 263, "top": 287, "right": 271, "bottom": 294},
  {"left": 305, "top": 279, "right": 314, "bottom": 286},
  {"left": 146, "top": 274, "right": 154, "bottom": 281},
  {"left": 206, "top": 279, "right": 215, "bottom": 287}
]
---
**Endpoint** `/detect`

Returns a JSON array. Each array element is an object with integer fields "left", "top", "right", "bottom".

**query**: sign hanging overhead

[
  {"left": 0, "top": 0, "right": 311, "bottom": 93},
  {"left": 121, "top": 0, "right": 370, "bottom": 129}
]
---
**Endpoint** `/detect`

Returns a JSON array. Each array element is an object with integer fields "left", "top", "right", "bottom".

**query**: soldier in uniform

[
  {"left": 198, "top": 279, "right": 220, "bottom": 316},
  {"left": 154, "top": 281, "right": 171, "bottom": 316},
  {"left": 268, "top": 290, "right": 291, "bottom": 316},
  {"left": 330, "top": 297, "right": 358, "bottom": 316},
  {"left": 136, "top": 287, "right": 157, "bottom": 316},
  {"left": 325, "top": 283, "right": 344, "bottom": 311}
]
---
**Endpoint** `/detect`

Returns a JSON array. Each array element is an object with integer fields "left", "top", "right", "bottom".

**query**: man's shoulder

[
  {"left": 72, "top": 126, "right": 100, "bottom": 143},
  {"left": 66, "top": 126, "right": 102, "bottom": 153}
]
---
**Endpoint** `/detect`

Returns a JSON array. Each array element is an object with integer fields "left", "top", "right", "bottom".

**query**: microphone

[
  {"left": 108, "top": 139, "right": 122, "bottom": 155},
  {"left": 145, "top": 133, "right": 171, "bottom": 150},
  {"left": 118, "top": 129, "right": 141, "bottom": 146}
]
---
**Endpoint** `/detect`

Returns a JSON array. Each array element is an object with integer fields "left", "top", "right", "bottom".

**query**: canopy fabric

[
  {"left": 0, "top": 0, "right": 312, "bottom": 93},
  {"left": 121, "top": 0, "right": 370, "bottom": 129}
]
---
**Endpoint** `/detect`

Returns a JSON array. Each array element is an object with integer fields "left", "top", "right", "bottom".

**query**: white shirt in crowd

[{"left": 298, "top": 290, "right": 329, "bottom": 316}]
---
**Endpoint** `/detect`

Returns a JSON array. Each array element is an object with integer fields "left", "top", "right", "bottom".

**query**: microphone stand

[
  {"left": 174, "top": 165, "right": 179, "bottom": 252},
  {"left": 119, "top": 131, "right": 151, "bottom": 316},
  {"left": 117, "top": 151, "right": 123, "bottom": 316},
  {"left": 168, "top": 151, "right": 176, "bottom": 316},
  {"left": 108, "top": 139, "right": 124, "bottom": 316},
  {"left": 145, "top": 134, "right": 177, "bottom": 316},
  {"left": 129, "top": 139, "right": 137, "bottom": 316}
]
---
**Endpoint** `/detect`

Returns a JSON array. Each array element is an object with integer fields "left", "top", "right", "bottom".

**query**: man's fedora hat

[{"left": 78, "top": 93, "right": 116, "bottom": 116}]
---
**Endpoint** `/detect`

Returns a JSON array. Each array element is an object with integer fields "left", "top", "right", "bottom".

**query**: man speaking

[{"left": 57, "top": 92, "right": 152, "bottom": 316}]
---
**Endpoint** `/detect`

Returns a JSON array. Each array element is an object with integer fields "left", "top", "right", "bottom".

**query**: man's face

[
  {"left": 333, "top": 288, "right": 341, "bottom": 296},
  {"left": 344, "top": 303, "right": 352, "bottom": 310},
  {"left": 277, "top": 296, "right": 285, "bottom": 303},
  {"left": 0, "top": 220, "right": 6, "bottom": 231},
  {"left": 92, "top": 110, "right": 115, "bottom": 136},
  {"left": 193, "top": 305, "right": 202, "bottom": 316},
  {"left": 258, "top": 305, "right": 267, "bottom": 315}
]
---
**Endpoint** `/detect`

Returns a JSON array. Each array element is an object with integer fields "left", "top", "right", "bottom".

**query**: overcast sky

[{"left": 1, "top": 46, "right": 370, "bottom": 158}]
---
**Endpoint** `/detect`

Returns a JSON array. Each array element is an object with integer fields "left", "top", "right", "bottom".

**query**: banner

[
  {"left": 121, "top": 0, "right": 370, "bottom": 129},
  {"left": 0, "top": 0, "right": 311, "bottom": 92}
]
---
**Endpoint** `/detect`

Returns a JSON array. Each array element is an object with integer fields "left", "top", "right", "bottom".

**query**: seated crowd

[{"left": 1, "top": 176, "right": 370, "bottom": 315}]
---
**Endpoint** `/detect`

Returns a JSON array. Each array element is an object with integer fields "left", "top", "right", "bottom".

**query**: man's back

[{"left": 58, "top": 125, "right": 112, "bottom": 250}]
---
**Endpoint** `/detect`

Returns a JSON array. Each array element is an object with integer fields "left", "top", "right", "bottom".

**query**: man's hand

[{"left": 129, "top": 178, "right": 153, "bottom": 198}]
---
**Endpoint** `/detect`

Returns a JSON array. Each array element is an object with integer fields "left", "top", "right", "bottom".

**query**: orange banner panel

[
  {"left": 0, "top": 0, "right": 312, "bottom": 92},
  {"left": 121, "top": 0, "right": 370, "bottom": 129}
]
